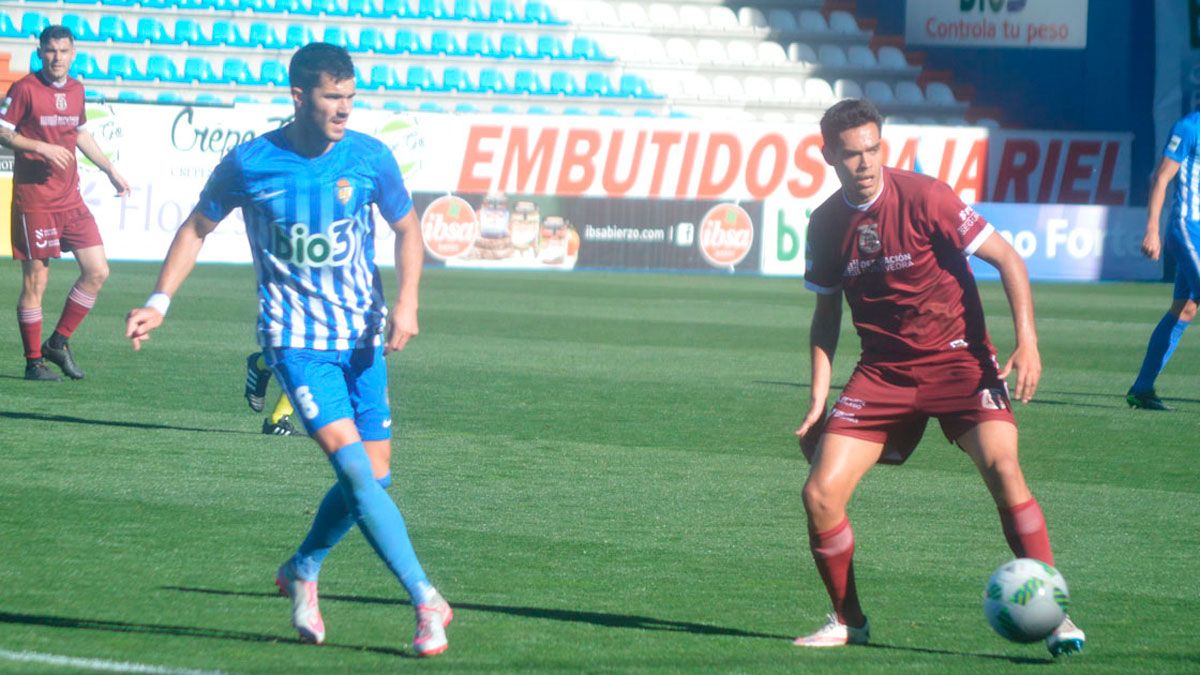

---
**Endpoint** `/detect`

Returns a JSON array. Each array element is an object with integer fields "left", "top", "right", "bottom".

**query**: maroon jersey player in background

[
  {"left": 791, "top": 99, "right": 1085, "bottom": 656},
  {"left": 0, "top": 25, "right": 130, "bottom": 381}
]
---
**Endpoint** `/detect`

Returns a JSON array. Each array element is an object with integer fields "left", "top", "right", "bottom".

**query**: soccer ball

[{"left": 983, "top": 558, "right": 1069, "bottom": 643}]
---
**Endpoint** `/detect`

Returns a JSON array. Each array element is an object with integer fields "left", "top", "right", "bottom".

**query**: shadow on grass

[
  {"left": 165, "top": 585, "right": 790, "bottom": 641},
  {"left": 0, "top": 411, "right": 262, "bottom": 436},
  {"left": 862, "top": 642, "right": 1052, "bottom": 665},
  {"left": 0, "top": 609, "right": 407, "bottom": 657}
]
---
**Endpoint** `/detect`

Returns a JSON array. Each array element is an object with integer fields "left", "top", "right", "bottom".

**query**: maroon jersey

[
  {"left": 805, "top": 167, "right": 996, "bottom": 363},
  {"left": 0, "top": 72, "right": 87, "bottom": 213}
]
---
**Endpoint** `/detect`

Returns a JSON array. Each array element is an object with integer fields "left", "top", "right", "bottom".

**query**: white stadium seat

[
  {"left": 877, "top": 45, "right": 909, "bottom": 70},
  {"left": 895, "top": 81, "right": 925, "bottom": 103},
  {"left": 679, "top": 5, "right": 710, "bottom": 29},
  {"left": 798, "top": 10, "right": 830, "bottom": 33},
  {"left": 738, "top": 7, "right": 769, "bottom": 29},
  {"left": 648, "top": 3, "right": 679, "bottom": 27},
  {"left": 666, "top": 37, "right": 698, "bottom": 63},
  {"left": 712, "top": 74, "right": 746, "bottom": 101},
  {"left": 818, "top": 44, "right": 848, "bottom": 67},
  {"left": 847, "top": 45, "right": 879, "bottom": 70},
  {"left": 709, "top": 6, "right": 739, "bottom": 30},
  {"left": 788, "top": 41, "right": 818, "bottom": 65},
  {"left": 757, "top": 41, "right": 789, "bottom": 64},
  {"left": 834, "top": 78, "right": 864, "bottom": 99},
  {"left": 829, "top": 10, "right": 863, "bottom": 35},
  {"left": 865, "top": 80, "right": 896, "bottom": 103},
  {"left": 773, "top": 75, "right": 806, "bottom": 101},
  {"left": 926, "top": 81, "right": 957, "bottom": 106},
  {"left": 804, "top": 77, "right": 836, "bottom": 103},
  {"left": 696, "top": 38, "right": 728, "bottom": 64},
  {"left": 618, "top": 2, "right": 649, "bottom": 27},
  {"left": 744, "top": 75, "right": 775, "bottom": 101},
  {"left": 585, "top": 1, "right": 620, "bottom": 26},
  {"left": 725, "top": 40, "right": 758, "bottom": 64},
  {"left": 767, "top": 8, "right": 799, "bottom": 33}
]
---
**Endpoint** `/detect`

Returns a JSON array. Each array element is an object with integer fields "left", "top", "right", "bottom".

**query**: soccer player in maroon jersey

[
  {"left": 0, "top": 25, "right": 130, "bottom": 381},
  {"left": 792, "top": 99, "right": 1085, "bottom": 656}
]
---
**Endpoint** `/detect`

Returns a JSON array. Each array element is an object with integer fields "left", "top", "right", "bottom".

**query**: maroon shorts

[
  {"left": 11, "top": 203, "right": 101, "bottom": 261},
  {"left": 822, "top": 353, "right": 1015, "bottom": 465}
]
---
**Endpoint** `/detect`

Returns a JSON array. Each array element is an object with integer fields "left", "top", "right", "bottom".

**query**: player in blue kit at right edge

[
  {"left": 1126, "top": 111, "right": 1200, "bottom": 410},
  {"left": 124, "top": 43, "right": 451, "bottom": 657}
]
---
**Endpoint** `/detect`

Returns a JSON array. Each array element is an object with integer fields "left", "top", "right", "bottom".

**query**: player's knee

[
  {"left": 802, "top": 479, "right": 842, "bottom": 521},
  {"left": 82, "top": 264, "right": 109, "bottom": 290}
]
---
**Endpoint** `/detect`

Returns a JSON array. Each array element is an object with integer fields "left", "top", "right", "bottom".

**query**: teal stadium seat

[
  {"left": 491, "top": 104, "right": 516, "bottom": 114},
  {"left": 71, "top": 52, "right": 111, "bottom": 80},
  {"left": 248, "top": 23, "right": 283, "bottom": 49},
  {"left": 211, "top": 21, "right": 250, "bottom": 47},
  {"left": 146, "top": 54, "right": 183, "bottom": 82},
  {"left": 345, "top": 0, "right": 374, "bottom": 16},
  {"left": 0, "top": 14, "right": 20, "bottom": 39},
  {"left": 571, "top": 36, "right": 609, "bottom": 61},
  {"left": 258, "top": 60, "right": 289, "bottom": 86},
  {"left": 135, "top": 17, "right": 170, "bottom": 44},
  {"left": 488, "top": 0, "right": 518, "bottom": 22},
  {"left": 464, "top": 31, "right": 495, "bottom": 56},
  {"left": 450, "top": 0, "right": 484, "bottom": 20},
  {"left": 107, "top": 53, "right": 147, "bottom": 81},
  {"left": 194, "top": 93, "right": 226, "bottom": 106},
  {"left": 219, "top": 58, "right": 255, "bottom": 85},
  {"left": 306, "top": 0, "right": 338, "bottom": 15},
  {"left": 60, "top": 14, "right": 99, "bottom": 41},
  {"left": 156, "top": 91, "right": 185, "bottom": 103},
  {"left": 99, "top": 0, "right": 137, "bottom": 6},
  {"left": 98, "top": 16, "right": 137, "bottom": 43},
  {"left": 63, "top": 0, "right": 100, "bottom": 5},
  {"left": 418, "top": 101, "right": 445, "bottom": 113},
  {"left": 441, "top": 66, "right": 474, "bottom": 92},
  {"left": 512, "top": 69, "right": 544, "bottom": 94},
  {"left": 523, "top": 0, "right": 562, "bottom": 24},
  {"left": 382, "top": 100, "right": 408, "bottom": 112},
  {"left": 284, "top": 25, "right": 316, "bottom": 48},
  {"left": 322, "top": 26, "right": 354, "bottom": 50},
  {"left": 372, "top": 0, "right": 414, "bottom": 19},
  {"left": 234, "top": 95, "right": 260, "bottom": 105},
  {"left": 116, "top": 90, "right": 145, "bottom": 102},
  {"left": 174, "top": 19, "right": 217, "bottom": 46},
  {"left": 562, "top": 107, "right": 588, "bottom": 116},
  {"left": 183, "top": 57, "right": 221, "bottom": 84},
  {"left": 406, "top": 65, "right": 436, "bottom": 90},
  {"left": 358, "top": 26, "right": 391, "bottom": 53},
  {"left": 497, "top": 33, "right": 530, "bottom": 58},
  {"left": 428, "top": 31, "right": 461, "bottom": 55},
  {"left": 393, "top": 29, "right": 424, "bottom": 53},
  {"left": 21, "top": 12, "right": 50, "bottom": 37},
  {"left": 417, "top": 0, "right": 449, "bottom": 19},
  {"left": 367, "top": 64, "right": 400, "bottom": 89},
  {"left": 583, "top": 71, "right": 611, "bottom": 96},
  {"left": 548, "top": 71, "right": 579, "bottom": 96},
  {"left": 234, "top": 0, "right": 270, "bottom": 10},
  {"left": 476, "top": 67, "right": 509, "bottom": 93},
  {"left": 454, "top": 103, "right": 480, "bottom": 113},
  {"left": 535, "top": 34, "right": 566, "bottom": 59},
  {"left": 272, "top": 0, "right": 304, "bottom": 14},
  {"left": 619, "top": 74, "right": 657, "bottom": 99}
]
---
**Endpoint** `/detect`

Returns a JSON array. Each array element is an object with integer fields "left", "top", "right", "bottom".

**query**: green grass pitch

[{"left": 0, "top": 260, "right": 1197, "bottom": 673}]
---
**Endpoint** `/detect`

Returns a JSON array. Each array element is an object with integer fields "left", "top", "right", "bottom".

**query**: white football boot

[
  {"left": 412, "top": 590, "right": 453, "bottom": 657},
  {"left": 793, "top": 613, "right": 870, "bottom": 647},
  {"left": 1046, "top": 615, "right": 1085, "bottom": 656},
  {"left": 275, "top": 561, "right": 326, "bottom": 645}
]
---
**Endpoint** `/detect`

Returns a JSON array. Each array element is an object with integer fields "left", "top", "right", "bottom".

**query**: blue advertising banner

[{"left": 971, "top": 203, "right": 1159, "bottom": 281}]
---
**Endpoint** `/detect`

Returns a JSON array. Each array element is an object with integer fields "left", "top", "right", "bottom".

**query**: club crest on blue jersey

[{"left": 336, "top": 177, "right": 353, "bottom": 205}]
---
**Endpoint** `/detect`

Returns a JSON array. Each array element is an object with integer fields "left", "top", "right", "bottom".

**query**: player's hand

[
  {"left": 794, "top": 404, "right": 826, "bottom": 439},
  {"left": 1141, "top": 229, "right": 1161, "bottom": 261},
  {"left": 107, "top": 168, "right": 132, "bottom": 198},
  {"left": 384, "top": 304, "right": 418, "bottom": 355},
  {"left": 124, "top": 307, "right": 164, "bottom": 352},
  {"left": 37, "top": 142, "right": 74, "bottom": 171},
  {"left": 1000, "top": 343, "right": 1041, "bottom": 404}
]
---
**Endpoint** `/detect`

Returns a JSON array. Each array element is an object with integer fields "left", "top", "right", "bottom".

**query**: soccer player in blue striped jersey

[
  {"left": 1127, "top": 111, "right": 1200, "bottom": 410},
  {"left": 125, "top": 43, "right": 451, "bottom": 657}
]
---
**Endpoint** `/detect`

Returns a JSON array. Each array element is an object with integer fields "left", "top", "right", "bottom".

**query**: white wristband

[{"left": 145, "top": 292, "right": 171, "bottom": 316}]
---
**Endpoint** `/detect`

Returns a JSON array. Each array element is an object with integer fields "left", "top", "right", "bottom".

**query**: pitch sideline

[{"left": 0, "top": 647, "right": 225, "bottom": 674}]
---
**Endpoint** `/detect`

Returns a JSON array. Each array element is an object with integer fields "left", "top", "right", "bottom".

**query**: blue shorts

[
  {"left": 264, "top": 345, "right": 392, "bottom": 440},
  {"left": 1168, "top": 224, "right": 1200, "bottom": 301}
]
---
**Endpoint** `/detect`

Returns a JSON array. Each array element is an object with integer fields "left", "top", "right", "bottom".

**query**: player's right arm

[
  {"left": 124, "top": 209, "right": 220, "bottom": 350},
  {"left": 797, "top": 290, "right": 842, "bottom": 439},
  {"left": 1142, "top": 156, "right": 1180, "bottom": 261}
]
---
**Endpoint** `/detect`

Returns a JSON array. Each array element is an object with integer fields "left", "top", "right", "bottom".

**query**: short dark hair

[
  {"left": 288, "top": 42, "right": 355, "bottom": 91},
  {"left": 820, "top": 99, "right": 884, "bottom": 150},
  {"left": 38, "top": 25, "right": 75, "bottom": 48}
]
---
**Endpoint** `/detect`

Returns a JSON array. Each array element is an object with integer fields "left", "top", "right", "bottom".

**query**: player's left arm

[
  {"left": 75, "top": 127, "right": 131, "bottom": 197},
  {"left": 385, "top": 208, "right": 422, "bottom": 355},
  {"left": 973, "top": 232, "right": 1041, "bottom": 403}
]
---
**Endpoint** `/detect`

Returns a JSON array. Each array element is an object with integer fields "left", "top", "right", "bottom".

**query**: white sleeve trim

[
  {"left": 804, "top": 280, "right": 841, "bottom": 295},
  {"left": 0, "top": 119, "right": 15, "bottom": 131},
  {"left": 963, "top": 223, "right": 995, "bottom": 257}
]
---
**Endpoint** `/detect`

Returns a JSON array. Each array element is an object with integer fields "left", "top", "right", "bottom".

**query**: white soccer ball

[{"left": 983, "top": 558, "right": 1069, "bottom": 643}]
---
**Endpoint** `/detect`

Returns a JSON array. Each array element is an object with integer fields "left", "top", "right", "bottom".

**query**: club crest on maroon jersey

[
  {"left": 856, "top": 222, "right": 881, "bottom": 255},
  {"left": 54, "top": 93, "right": 67, "bottom": 112}
]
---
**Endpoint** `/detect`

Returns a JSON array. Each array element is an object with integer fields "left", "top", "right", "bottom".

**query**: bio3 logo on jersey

[
  {"left": 271, "top": 217, "right": 361, "bottom": 267},
  {"left": 698, "top": 203, "right": 754, "bottom": 268},
  {"left": 421, "top": 195, "right": 478, "bottom": 260}
]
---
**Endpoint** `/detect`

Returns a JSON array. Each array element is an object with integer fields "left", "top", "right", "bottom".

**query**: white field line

[{"left": 0, "top": 648, "right": 226, "bottom": 674}]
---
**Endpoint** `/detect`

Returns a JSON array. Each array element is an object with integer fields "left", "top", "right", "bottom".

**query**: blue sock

[
  {"left": 290, "top": 474, "right": 392, "bottom": 582},
  {"left": 1132, "top": 313, "right": 1189, "bottom": 393},
  {"left": 327, "top": 442, "right": 434, "bottom": 605}
]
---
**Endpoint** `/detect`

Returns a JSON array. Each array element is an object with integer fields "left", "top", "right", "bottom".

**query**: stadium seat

[
  {"left": 798, "top": 10, "right": 830, "bottom": 33},
  {"left": 895, "top": 81, "right": 925, "bottom": 104},
  {"left": 758, "top": 41, "right": 788, "bottom": 63},
  {"left": 219, "top": 57, "right": 255, "bottom": 85},
  {"left": 322, "top": 26, "right": 354, "bottom": 50},
  {"left": 272, "top": 0, "right": 304, "bottom": 13},
  {"left": 406, "top": 64, "right": 436, "bottom": 90},
  {"left": 464, "top": 31, "right": 495, "bottom": 56},
  {"left": 416, "top": 0, "right": 449, "bottom": 19},
  {"left": 248, "top": 22, "right": 284, "bottom": 49},
  {"left": 829, "top": 10, "right": 863, "bottom": 35},
  {"left": 804, "top": 77, "right": 835, "bottom": 103},
  {"left": 183, "top": 57, "right": 221, "bottom": 84},
  {"left": 767, "top": 8, "right": 798, "bottom": 33},
  {"left": 678, "top": 5, "right": 709, "bottom": 29},
  {"left": 194, "top": 93, "right": 226, "bottom": 106},
  {"left": 570, "top": 36, "right": 608, "bottom": 61},
  {"left": 711, "top": 74, "right": 745, "bottom": 101},
  {"left": 454, "top": 102, "right": 480, "bottom": 114},
  {"left": 497, "top": 32, "right": 531, "bottom": 58},
  {"left": 847, "top": 45, "right": 878, "bottom": 70},
  {"left": 583, "top": 71, "right": 611, "bottom": 96},
  {"left": 582, "top": 1, "right": 619, "bottom": 26},
  {"left": 646, "top": 3, "right": 675, "bottom": 27},
  {"left": 98, "top": 15, "right": 136, "bottom": 43},
  {"left": 21, "top": 12, "right": 50, "bottom": 37},
  {"left": 236, "top": 94, "right": 262, "bottom": 105},
  {"left": 618, "top": 2, "right": 649, "bottom": 26},
  {"left": 393, "top": 28, "right": 424, "bottom": 53},
  {"left": 744, "top": 75, "right": 773, "bottom": 101},
  {"left": 491, "top": 103, "right": 516, "bottom": 114},
  {"left": 307, "top": 0, "right": 338, "bottom": 15},
  {"left": 174, "top": 19, "right": 216, "bottom": 46},
  {"left": 382, "top": 100, "right": 408, "bottom": 112},
  {"left": 0, "top": 14, "right": 21, "bottom": 39},
  {"left": 512, "top": 69, "right": 545, "bottom": 94},
  {"left": 488, "top": 0, "right": 519, "bottom": 22},
  {"left": 476, "top": 67, "right": 509, "bottom": 93},
  {"left": 441, "top": 66, "right": 475, "bottom": 92},
  {"left": 738, "top": 6, "right": 768, "bottom": 29},
  {"left": 116, "top": 90, "right": 145, "bottom": 102},
  {"left": 99, "top": 0, "right": 138, "bottom": 6},
  {"left": 357, "top": 26, "right": 391, "bottom": 52},
  {"left": 345, "top": 0, "right": 375, "bottom": 16},
  {"left": 683, "top": 73, "right": 714, "bottom": 99},
  {"left": 450, "top": 0, "right": 485, "bottom": 20},
  {"left": 366, "top": 63, "right": 400, "bottom": 89},
  {"left": 258, "top": 59, "right": 289, "bottom": 86},
  {"left": 429, "top": 31, "right": 461, "bottom": 55},
  {"left": 156, "top": 91, "right": 185, "bottom": 104},
  {"left": 562, "top": 106, "right": 588, "bottom": 115},
  {"left": 878, "top": 46, "right": 910, "bottom": 70},
  {"left": 548, "top": 71, "right": 580, "bottom": 96},
  {"left": 417, "top": 101, "right": 445, "bottom": 112},
  {"left": 864, "top": 80, "right": 896, "bottom": 103},
  {"left": 144, "top": 53, "right": 181, "bottom": 82},
  {"left": 106, "top": 53, "right": 146, "bottom": 81},
  {"left": 818, "top": 44, "right": 848, "bottom": 67},
  {"left": 725, "top": 41, "right": 757, "bottom": 65},
  {"left": 665, "top": 38, "right": 697, "bottom": 64},
  {"left": 535, "top": 35, "right": 567, "bottom": 59},
  {"left": 696, "top": 39, "right": 727, "bottom": 64},
  {"left": 60, "top": 14, "right": 99, "bottom": 42},
  {"left": 788, "top": 42, "right": 818, "bottom": 65},
  {"left": 834, "top": 78, "right": 863, "bottom": 99},
  {"left": 526, "top": 104, "right": 551, "bottom": 114},
  {"left": 284, "top": 24, "right": 317, "bottom": 48},
  {"left": 135, "top": 17, "right": 170, "bottom": 44},
  {"left": 773, "top": 76, "right": 805, "bottom": 101},
  {"left": 926, "top": 81, "right": 957, "bottom": 106},
  {"left": 211, "top": 21, "right": 252, "bottom": 47},
  {"left": 524, "top": 0, "right": 562, "bottom": 24},
  {"left": 709, "top": 7, "right": 739, "bottom": 30},
  {"left": 372, "top": 0, "right": 414, "bottom": 18}
]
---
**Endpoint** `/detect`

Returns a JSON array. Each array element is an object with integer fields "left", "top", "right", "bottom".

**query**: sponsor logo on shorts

[
  {"left": 830, "top": 408, "right": 859, "bottom": 423},
  {"left": 33, "top": 228, "right": 59, "bottom": 249},
  {"left": 978, "top": 387, "right": 1009, "bottom": 411},
  {"left": 949, "top": 339, "right": 969, "bottom": 350},
  {"left": 856, "top": 222, "right": 881, "bottom": 254},
  {"left": 836, "top": 396, "right": 866, "bottom": 410}
]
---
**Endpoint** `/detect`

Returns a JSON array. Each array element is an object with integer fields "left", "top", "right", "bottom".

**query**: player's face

[
  {"left": 37, "top": 38, "right": 76, "bottom": 84},
  {"left": 294, "top": 73, "right": 355, "bottom": 145},
  {"left": 825, "top": 122, "right": 883, "bottom": 205}
]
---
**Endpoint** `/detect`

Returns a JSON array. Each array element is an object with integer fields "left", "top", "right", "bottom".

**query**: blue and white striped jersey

[
  {"left": 197, "top": 128, "right": 413, "bottom": 350},
  {"left": 1165, "top": 112, "right": 1200, "bottom": 228}
]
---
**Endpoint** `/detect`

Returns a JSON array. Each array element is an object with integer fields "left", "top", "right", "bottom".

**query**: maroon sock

[
  {"left": 810, "top": 517, "right": 862, "bottom": 625},
  {"left": 53, "top": 285, "right": 96, "bottom": 339},
  {"left": 998, "top": 497, "right": 1055, "bottom": 565},
  {"left": 18, "top": 307, "right": 43, "bottom": 360}
]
